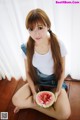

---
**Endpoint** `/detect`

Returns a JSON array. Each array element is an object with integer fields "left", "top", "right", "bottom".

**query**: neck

[{"left": 35, "top": 36, "right": 50, "bottom": 47}]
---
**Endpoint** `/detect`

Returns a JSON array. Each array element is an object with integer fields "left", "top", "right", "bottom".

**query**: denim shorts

[{"left": 36, "top": 68, "right": 67, "bottom": 91}]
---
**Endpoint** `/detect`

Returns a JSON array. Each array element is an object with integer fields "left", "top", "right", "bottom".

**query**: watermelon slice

[{"left": 36, "top": 91, "right": 55, "bottom": 108}]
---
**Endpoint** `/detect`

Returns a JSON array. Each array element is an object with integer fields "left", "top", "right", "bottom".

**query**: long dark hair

[{"left": 25, "top": 8, "right": 63, "bottom": 84}]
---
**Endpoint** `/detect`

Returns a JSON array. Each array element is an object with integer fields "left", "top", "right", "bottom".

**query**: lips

[{"left": 35, "top": 38, "right": 41, "bottom": 40}]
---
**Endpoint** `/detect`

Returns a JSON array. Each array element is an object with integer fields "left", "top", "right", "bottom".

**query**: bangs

[{"left": 26, "top": 14, "right": 46, "bottom": 29}]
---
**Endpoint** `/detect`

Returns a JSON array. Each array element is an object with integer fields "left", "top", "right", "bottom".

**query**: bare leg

[
  {"left": 13, "top": 107, "right": 20, "bottom": 113},
  {"left": 12, "top": 84, "right": 71, "bottom": 120},
  {"left": 12, "top": 83, "right": 32, "bottom": 113},
  {"left": 32, "top": 89, "right": 71, "bottom": 120}
]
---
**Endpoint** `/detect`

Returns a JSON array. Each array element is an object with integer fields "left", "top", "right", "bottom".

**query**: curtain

[
  {"left": 0, "top": 0, "right": 26, "bottom": 80},
  {"left": 0, "top": 0, "right": 80, "bottom": 80},
  {"left": 52, "top": 1, "right": 80, "bottom": 79}
]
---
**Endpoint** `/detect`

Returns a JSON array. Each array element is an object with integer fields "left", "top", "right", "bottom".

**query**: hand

[
  {"left": 54, "top": 91, "right": 61, "bottom": 102},
  {"left": 33, "top": 93, "right": 37, "bottom": 103},
  {"left": 54, "top": 92, "right": 58, "bottom": 102}
]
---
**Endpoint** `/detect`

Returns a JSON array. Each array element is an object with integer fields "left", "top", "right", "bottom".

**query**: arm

[
  {"left": 55, "top": 57, "right": 65, "bottom": 99},
  {"left": 24, "top": 59, "right": 37, "bottom": 95}
]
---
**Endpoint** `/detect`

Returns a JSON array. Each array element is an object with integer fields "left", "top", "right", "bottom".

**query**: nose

[{"left": 34, "top": 29, "right": 40, "bottom": 35}]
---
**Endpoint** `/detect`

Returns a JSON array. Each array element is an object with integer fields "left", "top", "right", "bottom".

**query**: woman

[{"left": 12, "top": 8, "right": 71, "bottom": 120}]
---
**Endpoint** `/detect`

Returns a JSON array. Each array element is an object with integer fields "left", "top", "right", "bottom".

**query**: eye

[
  {"left": 38, "top": 26, "right": 43, "bottom": 30},
  {"left": 28, "top": 28, "right": 33, "bottom": 31}
]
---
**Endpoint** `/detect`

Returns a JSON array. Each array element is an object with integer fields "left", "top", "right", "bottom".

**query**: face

[{"left": 28, "top": 23, "right": 49, "bottom": 44}]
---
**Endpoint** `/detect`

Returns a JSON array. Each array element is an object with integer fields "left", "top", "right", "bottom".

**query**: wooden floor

[{"left": 0, "top": 78, "right": 80, "bottom": 120}]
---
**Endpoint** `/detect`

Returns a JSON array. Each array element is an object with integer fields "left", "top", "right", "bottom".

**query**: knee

[
  {"left": 62, "top": 110, "right": 71, "bottom": 120},
  {"left": 12, "top": 94, "right": 20, "bottom": 107},
  {"left": 57, "top": 110, "right": 71, "bottom": 120}
]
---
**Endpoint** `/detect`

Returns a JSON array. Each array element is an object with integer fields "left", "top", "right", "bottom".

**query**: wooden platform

[{"left": 0, "top": 78, "right": 80, "bottom": 120}]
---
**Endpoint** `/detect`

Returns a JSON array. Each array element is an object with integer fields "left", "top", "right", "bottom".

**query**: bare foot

[{"left": 14, "top": 107, "right": 20, "bottom": 113}]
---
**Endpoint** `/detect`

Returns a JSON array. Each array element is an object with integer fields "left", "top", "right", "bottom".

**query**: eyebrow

[{"left": 37, "top": 24, "right": 43, "bottom": 27}]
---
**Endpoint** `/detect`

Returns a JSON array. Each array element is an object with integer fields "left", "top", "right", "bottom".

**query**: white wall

[
  {"left": 52, "top": 3, "right": 80, "bottom": 79},
  {"left": 71, "top": 5, "right": 80, "bottom": 79}
]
